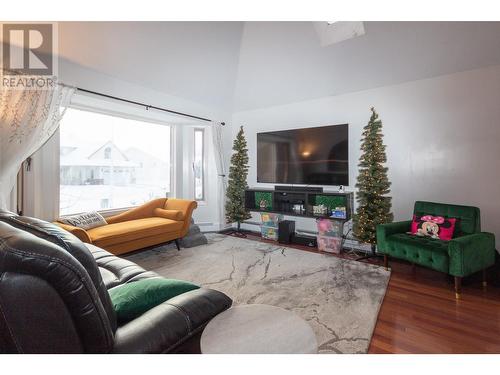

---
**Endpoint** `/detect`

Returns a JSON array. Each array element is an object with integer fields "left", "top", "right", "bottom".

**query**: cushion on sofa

[
  {"left": 87, "top": 217, "right": 183, "bottom": 247},
  {"left": 384, "top": 233, "right": 450, "bottom": 273},
  {"left": 59, "top": 211, "right": 108, "bottom": 230},
  {"left": 153, "top": 208, "right": 184, "bottom": 221},
  {"left": 410, "top": 214, "right": 457, "bottom": 241},
  {"left": 109, "top": 278, "right": 200, "bottom": 323},
  {"left": 85, "top": 243, "right": 159, "bottom": 288},
  {"left": 414, "top": 201, "right": 480, "bottom": 236}
]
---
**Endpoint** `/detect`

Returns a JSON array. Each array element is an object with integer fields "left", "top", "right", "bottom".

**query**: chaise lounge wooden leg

[
  {"left": 454, "top": 276, "right": 462, "bottom": 300},
  {"left": 383, "top": 255, "right": 389, "bottom": 270},
  {"left": 482, "top": 269, "right": 487, "bottom": 287},
  {"left": 175, "top": 239, "right": 181, "bottom": 251}
]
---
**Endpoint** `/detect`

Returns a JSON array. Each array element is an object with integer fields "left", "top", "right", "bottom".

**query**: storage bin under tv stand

[{"left": 244, "top": 187, "right": 354, "bottom": 222}]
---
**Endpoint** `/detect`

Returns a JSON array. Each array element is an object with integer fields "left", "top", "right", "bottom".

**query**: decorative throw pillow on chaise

[
  {"left": 410, "top": 214, "right": 457, "bottom": 241},
  {"left": 59, "top": 211, "right": 108, "bottom": 230},
  {"left": 108, "top": 278, "right": 200, "bottom": 323}
]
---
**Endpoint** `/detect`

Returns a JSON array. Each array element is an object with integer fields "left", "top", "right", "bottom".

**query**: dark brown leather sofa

[{"left": 0, "top": 210, "right": 231, "bottom": 353}]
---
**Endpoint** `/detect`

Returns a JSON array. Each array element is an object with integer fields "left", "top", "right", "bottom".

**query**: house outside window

[{"left": 59, "top": 107, "right": 172, "bottom": 215}]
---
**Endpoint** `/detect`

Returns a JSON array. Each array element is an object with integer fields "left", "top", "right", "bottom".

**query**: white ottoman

[{"left": 200, "top": 304, "right": 318, "bottom": 354}]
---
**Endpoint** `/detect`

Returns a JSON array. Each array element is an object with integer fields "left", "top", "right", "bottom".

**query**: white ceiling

[
  {"left": 58, "top": 21, "right": 500, "bottom": 112},
  {"left": 59, "top": 22, "right": 244, "bottom": 111}
]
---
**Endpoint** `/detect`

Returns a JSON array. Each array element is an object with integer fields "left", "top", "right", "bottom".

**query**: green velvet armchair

[{"left": 377, "top": 201, "right": 496, "bottom": 299}]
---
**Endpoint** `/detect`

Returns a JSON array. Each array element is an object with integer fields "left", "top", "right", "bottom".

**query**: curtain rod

[{"left": 75, "top": 87, "right": 225, "bottom": 125}]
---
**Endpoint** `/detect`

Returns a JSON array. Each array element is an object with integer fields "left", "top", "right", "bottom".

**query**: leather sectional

[{"left": 0, "top": 210, "right": 232, "bottom": 353}]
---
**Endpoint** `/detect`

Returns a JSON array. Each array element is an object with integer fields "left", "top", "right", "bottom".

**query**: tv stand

[
  {"left": 274, "top": 185, "right": 323, "bottom": 193},
  {"left": 245, "top": 187, "right": 353, "bottom": 221}
]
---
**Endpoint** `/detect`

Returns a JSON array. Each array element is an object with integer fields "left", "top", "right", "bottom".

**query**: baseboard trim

[{"left": 197, "top": 222, "right": 228, "bottom": 233}]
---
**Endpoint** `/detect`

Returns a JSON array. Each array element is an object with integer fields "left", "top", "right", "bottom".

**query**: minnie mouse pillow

[{"left": 410, "top": 215, "right": 457, "bottom": 241}]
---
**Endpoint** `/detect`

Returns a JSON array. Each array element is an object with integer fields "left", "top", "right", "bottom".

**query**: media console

[{"left": 244, "top": 187, "right": 354, "bottom": 221}]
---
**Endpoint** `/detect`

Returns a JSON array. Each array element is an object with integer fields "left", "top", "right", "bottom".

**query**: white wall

[{"left": 232, "top": 64, "right": 500, "bottom": 245}]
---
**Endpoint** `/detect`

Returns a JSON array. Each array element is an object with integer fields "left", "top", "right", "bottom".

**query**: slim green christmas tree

[
  {"left": 353, "top": 107, "right": 393, "bottom": 253},
  {"left": 225, "top": 126, "right": 251, "bottom": 231}
]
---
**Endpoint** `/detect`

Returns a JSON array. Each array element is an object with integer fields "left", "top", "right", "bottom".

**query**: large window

[{"left": 60, "top": 108, "right": 171, "bottom": 215}]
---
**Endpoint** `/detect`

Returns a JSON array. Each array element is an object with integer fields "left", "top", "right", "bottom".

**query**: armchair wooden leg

[
  {"left": 482, "top": 269, "right": 487, "bottom": 287},
  {"left": 383, "top": 255, "right": 389, "bottom": 270},
  {"left": 174, "top": 239, "right": 181, "bottom": 251},
  {"left": 454, "top": 276, "right": 462, "bottom": 300}
]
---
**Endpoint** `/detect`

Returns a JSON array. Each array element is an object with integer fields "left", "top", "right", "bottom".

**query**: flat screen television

[{"left": 257, "top": 124, "right": 348, "bottom": 186}]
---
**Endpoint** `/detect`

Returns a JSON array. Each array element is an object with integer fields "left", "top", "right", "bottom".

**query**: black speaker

[
  {"left": 275, "top": 185, "right": 323, "bottom": 192},
  {"left": 278, "top": 220, "right": 295, "bottom": 244},
  {"left": 292, "top": 233, "right": 318, "bottom": 247}
]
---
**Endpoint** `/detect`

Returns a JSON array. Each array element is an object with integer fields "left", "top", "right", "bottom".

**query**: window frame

[
  {"left": 58, "top": 96, "right": 175, "bottom": 217},
  {"left": 193, "top": 127, "right": 206, "bottom": 203}
]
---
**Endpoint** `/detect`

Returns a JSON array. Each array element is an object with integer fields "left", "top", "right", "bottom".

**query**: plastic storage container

[
  {"left": 260, "top": 212, "right": 283, "bottom": 241},
  {"left": 317, "top": 235, "right": 342, "bottom": 254},
  {"left": 316, "top": 218, "right": 343, "bottom": 253},
  {"left": 316, "top": 218, "right": 343, "bottom": 237},
  {"left": 261, "top": 226, "right": 279, "bottom": 241}
]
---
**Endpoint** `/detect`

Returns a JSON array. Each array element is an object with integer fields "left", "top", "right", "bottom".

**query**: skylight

[{"left": 314, "top": 21, "right": 365, "bottom": 46}]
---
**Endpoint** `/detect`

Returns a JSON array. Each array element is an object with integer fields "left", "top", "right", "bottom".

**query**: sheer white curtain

[
  {"left": 0, "top": 84, "right": 75, "bottom": 210},
  {"left": 211, "top": 121, "right": 228, "bottom": 229}
]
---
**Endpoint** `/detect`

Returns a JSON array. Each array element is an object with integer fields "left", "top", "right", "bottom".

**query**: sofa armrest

[
  {"left": 376, "top": 220, "right": 412, "bottom": 252},
  {"left": 112, "top": 289, "right": 232, "bottom": 353},
  {"left": 164, "top": 199, "right": 198, "bottom": 237},
  {"left": 448, "top": 232, "right": 496, "bottom": 277},
  {"left": 153, "top": 208, "right": 184, "bottom": 221},
  {"left": 106, "top": 198, "right": 167, "bottom": 224},
  {"left": 112, "top": 301, "right": 193, "bottom": 353},
  {"left": 55, "top": 222, "right": 92, "bottom": 243}
]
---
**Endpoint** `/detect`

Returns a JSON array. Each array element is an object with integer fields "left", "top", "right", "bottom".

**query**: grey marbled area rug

[{"left": 125, "top": 234, "right": 390, "bottom": 354}]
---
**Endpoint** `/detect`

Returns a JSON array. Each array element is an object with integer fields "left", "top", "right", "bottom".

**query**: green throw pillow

[{"left": 109, "top": 278, "right": 200, "bottom": 323}]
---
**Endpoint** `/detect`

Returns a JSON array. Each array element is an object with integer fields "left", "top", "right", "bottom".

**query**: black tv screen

[{"left": 257, "top": 124, "right": 348, "bottom": 186}]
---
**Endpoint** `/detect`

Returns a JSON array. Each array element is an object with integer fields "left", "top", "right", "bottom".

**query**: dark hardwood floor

[{"left": 225, "top": 231, "right": 500, "bottom": 353}]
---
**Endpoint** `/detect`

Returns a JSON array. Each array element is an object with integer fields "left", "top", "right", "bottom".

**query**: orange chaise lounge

[{"left": 56, "top": 198, "right": 197, "bottom": 255}]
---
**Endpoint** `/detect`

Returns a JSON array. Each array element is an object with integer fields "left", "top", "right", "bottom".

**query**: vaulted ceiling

[{"left": 58, "top": 21, "right": 500, "bottom": 112}]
